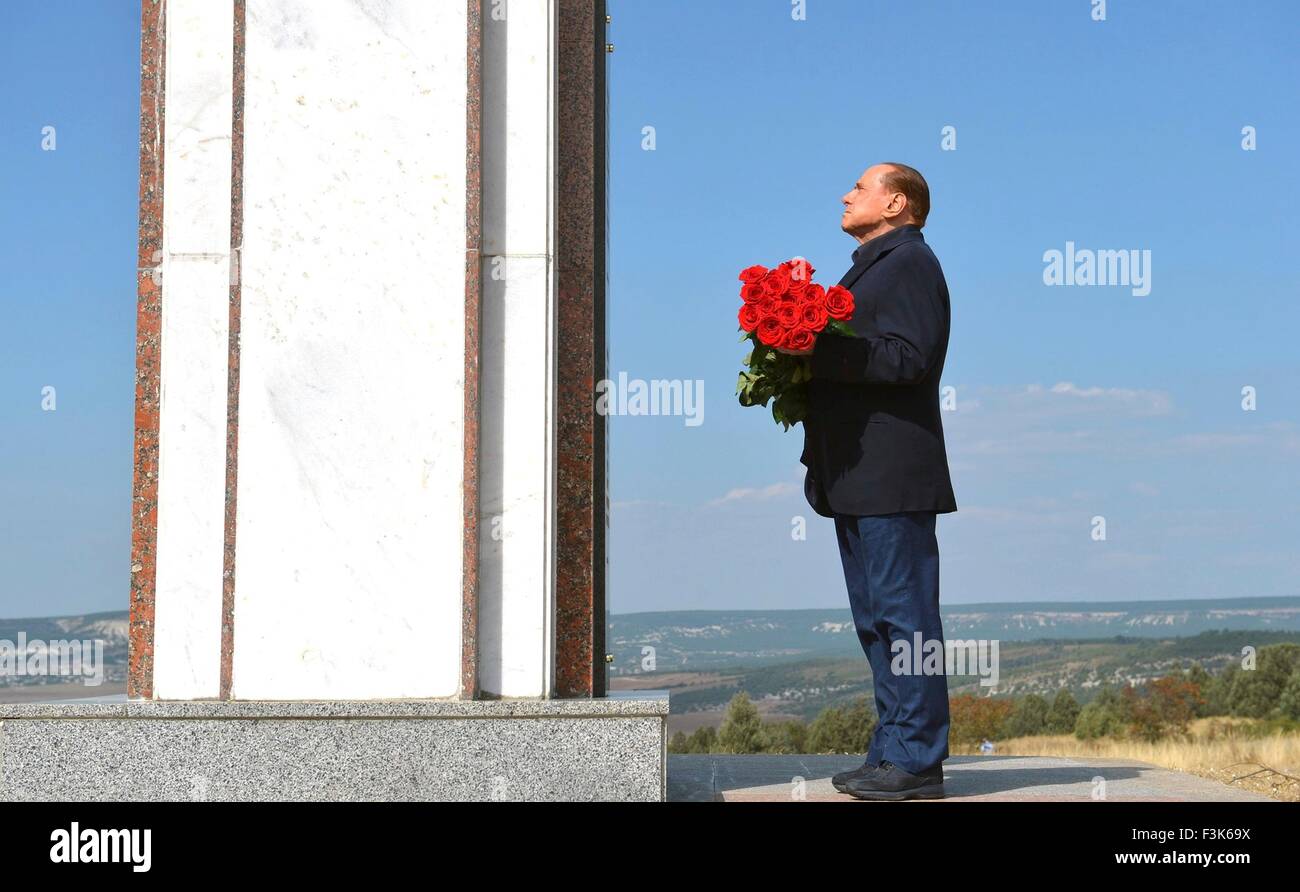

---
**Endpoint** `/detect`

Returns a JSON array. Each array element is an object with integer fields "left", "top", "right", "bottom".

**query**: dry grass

[{"left": 952, "top": 717, "right": 1300, "bottom": 801}]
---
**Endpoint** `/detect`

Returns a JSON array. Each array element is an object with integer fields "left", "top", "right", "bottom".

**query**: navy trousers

[{"left": 834, "top": 511, "right": 950, "bottom": 775}]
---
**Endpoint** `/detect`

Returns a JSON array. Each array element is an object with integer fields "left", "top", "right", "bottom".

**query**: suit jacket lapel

[
  {"left": 838, "top": 227, "right": 924, "bottom": 292},
  {"left": 837, "top": 256, "right": 873, "bottom": 292}
]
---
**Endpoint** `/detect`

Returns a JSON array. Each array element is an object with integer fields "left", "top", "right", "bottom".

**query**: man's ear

[{"left": 884, "top": 192, "right": 908, "bottom": 221}]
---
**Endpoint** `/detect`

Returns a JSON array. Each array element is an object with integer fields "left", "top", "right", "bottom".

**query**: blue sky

[
  {"left": 1, "top": 2, "right": 141, "bottom": 619},
  {"left": 605, "top": 0, "right": 1300, "bottom": 612},
  {"left": 1, "top": 1, "right": 1297, "bottom": 619}
]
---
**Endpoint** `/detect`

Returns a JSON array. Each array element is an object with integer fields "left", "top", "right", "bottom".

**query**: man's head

[{"left": 840, "top": 162, "right": 930, "bottom": 243}]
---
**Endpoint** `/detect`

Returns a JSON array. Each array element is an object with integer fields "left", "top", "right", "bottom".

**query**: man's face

[{"left": 840, "top": 164, "right": 904, "bottom": 240}]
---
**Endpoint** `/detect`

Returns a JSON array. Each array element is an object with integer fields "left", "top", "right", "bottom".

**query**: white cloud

[
  {"left": 1031, "top": 381, "right": 1174, "bottom": 415},
  {"left": 705, "top": 480, "right": 799, "bottom": 507}
]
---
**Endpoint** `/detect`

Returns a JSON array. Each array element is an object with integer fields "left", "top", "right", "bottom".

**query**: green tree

[
  {"left": 668, "top": 730, "right": 689, "bottom": 754},
  {"left": 1228, "top": 644, "right": 1300, "bottom": 718},
  {"left": 1075, "top": 684, "right": 1127, "bottom": 740},
  {"left": 840, "top": 696, "right": 878, "bottom": 752},
  {"left": 1002, "top": 693, "right": 1050, "bottom": 738},
  {"left": 1278, "top": 664, "right": 1300, "bottom": 722},
  {"left": 684, "top": 725, "right": 717, "bottom": 754},
  {"left": 1045, "top": 690, "right": 1081, "bottom": 734},
  {"left": 763, "top": 719, "right": 809, "bottom": 754},
  {"left": 1183, "top": 664, "right": 1214, "bottom": 717},
  {"left": 717, "top": 691, "right": 770, "bottom": 754},
  {"left": 805, "top": 697, "right": 876, "bottom": 754},
  {"left": 806, "top": 705, "right": 853, "bottom": 753},
  {"left": 1203, "top": 664, "right": 1238, "bottom": 716}
]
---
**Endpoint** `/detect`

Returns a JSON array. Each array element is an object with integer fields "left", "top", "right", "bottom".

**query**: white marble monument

[{"left": 0, "top": 0, "right": 667, "bottom": 803}]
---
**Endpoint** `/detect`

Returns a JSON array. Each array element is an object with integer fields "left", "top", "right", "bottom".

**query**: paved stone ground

[{"left": 669, "top": 754, "right": 1277, "bottom": 802}]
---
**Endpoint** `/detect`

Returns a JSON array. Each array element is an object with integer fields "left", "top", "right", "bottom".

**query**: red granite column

[
  {"left": 555, "top": 0, "right": 609, "bottom": 698},
  {"left": 128, "top": 0, "right": 166, "bottom": 700},
  {"left": 218, "top": 0, "right": 246, "bottom": 702},
  {"left": 462, "top": 0, "right": 484, "bottom": 700}
]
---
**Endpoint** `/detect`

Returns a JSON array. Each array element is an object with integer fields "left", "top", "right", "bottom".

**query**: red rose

[
  {"left": 799, "top": 300, "right": 828, "bottom": 331},
  {"left": 756, "top": 295, "right": 778, "bottom": 319},
  {"left": 802, "top": 283, "right": 825, "bottom": 306},
  {"left": 775, "top": 302, "right": 800, "bottom": 329},
  {"left": 761, "top": 266, "right": 790, "bottom": 297},
  {"left": 738, "top": 302, "right": 762, "bottom": 332},
  {"left": 738, "top": 264, "right": 768, "bottom": 284},
  {"left": 756, "top": 316, "right": 785, "bottom": 347},
  {"left": 783, "top": 327, "right": 817, "bottom": 352},
  {"left": 825, "top": 285, "right": 854, "bottom": 321},
  {"left": 787, "top": 257, "right": 815, "bottom": 287},
  {"left": 740, "top": 282, "right": 765, "bottom": 303}
]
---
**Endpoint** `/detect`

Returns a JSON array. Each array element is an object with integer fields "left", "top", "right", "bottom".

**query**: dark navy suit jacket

[{"left": 800, "top": 224, "right": 958, "bottom": 517}]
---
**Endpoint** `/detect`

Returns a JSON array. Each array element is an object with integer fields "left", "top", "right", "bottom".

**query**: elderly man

[{"left": 783, "top": 162, "right": 957, "bottom": 800}]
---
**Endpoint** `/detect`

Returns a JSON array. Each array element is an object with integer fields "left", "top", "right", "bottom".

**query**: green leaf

[{"left": 826, "top": 319, "right": 857, "bottom": 338}]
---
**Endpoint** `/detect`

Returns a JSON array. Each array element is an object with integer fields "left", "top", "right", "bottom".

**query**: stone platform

[
  {"left": 668, "top": 754, "right": 1277, "bottom": 802},
  {"left": 0, "top": 690, "right": 668, "bottom": 801}
]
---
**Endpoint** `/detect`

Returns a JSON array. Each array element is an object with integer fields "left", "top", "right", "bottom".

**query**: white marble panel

[
  {"left": 481, "top": 0, "right": 553, "bottom": 257},
  {"left": 152, "top": 0, "right": 234, "bottom": 699},
  {"left": 232, "top": 0, "right": 468, "bottom": 699},
  {"left": 478, "top": 255, "right": 555, "bottom": 698},
  {"left": 477, "top": 0, "right": 558, "bottom": 697},
  {"left": 154, "top": 258, "right": 232, "bottom": 699},
  {"left": 161, "top": 0, "right": 235, "bottom": 255}
]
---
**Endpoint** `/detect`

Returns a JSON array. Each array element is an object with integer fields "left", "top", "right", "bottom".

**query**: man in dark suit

[{"left": 782, "top": 162, "right": 956, "bottom": 800}]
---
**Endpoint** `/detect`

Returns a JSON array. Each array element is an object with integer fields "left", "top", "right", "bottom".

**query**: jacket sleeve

[{"left": 810, "top": 245, "right": 947, "bottom": 385}]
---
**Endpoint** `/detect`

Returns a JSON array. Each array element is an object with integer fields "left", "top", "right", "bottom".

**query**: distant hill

[
  {"left": 609, "top": 596, "right": 1300, "bottom": 674},
  {"left": 629, "top": 632, "right": 1300, "bottom": 728},
  {"left": 0, "top": 610, "right": 129, "bottom": 647},
  {"left": 0, "top": 609, "right": 129, "bottom": 696},
  {"left": 4, "top": 598, "right": 1298, "bottom": 706}
]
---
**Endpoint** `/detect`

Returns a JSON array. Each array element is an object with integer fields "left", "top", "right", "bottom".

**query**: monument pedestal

[
  {"left": 0, "top": 692, "right": 667, "bottom": 801},
  {"left": 1, "top": 1, "right": 658, "bottom": 803}
]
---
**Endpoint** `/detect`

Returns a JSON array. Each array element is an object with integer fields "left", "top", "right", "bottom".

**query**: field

[{"left": 970, "top": 717, "right": 1300, "bottom": 802}]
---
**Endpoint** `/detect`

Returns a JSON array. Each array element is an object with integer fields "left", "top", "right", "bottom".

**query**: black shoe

[
  {"left": 844, "top": 759, "right": 945, "bottom": 801},
  {"left": 831, "top": 758, "right": 880, "bottom": 793}
]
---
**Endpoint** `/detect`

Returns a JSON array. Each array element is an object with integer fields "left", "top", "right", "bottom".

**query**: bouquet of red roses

[{"left": 735, "top": 257, "right": 856, "bottom": 429}]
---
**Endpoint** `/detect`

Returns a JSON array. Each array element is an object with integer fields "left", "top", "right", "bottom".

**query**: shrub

[
  {"left": 1123, "top": 676, "right": 1203, "bottom": 742},
  {"left": 1075, "top": 684, "right": 1127, "bottom": 740},
  {"left": 763, "top": 719, "right": 809, "bottom": 754},
  {"left": 1003, "top": 693, "right": 1050, "bottom": 738},
  {"left": 1045, "top": 690, "right": 1081, "bottom": 734},
  {"left": 1228, "top": 644, "right": 1300, "bottom": 719},
  {"left": 805, "top": 696, "right": 876, "bottom": 753},
  {"left": 717, "top": 691, "right": 770, "bottom": 754},
  {"left": 949, "top": 693, "right": 1014, "bottom": 744}
]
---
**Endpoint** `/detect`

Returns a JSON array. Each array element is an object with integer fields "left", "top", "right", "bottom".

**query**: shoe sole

[
  {"left": 833, "top": 772, "right": 945, "bottom": 794},
  {"left": 847, "top": 783, "right": 945, "bottom": 801},
  {"left": 832, "top": 770, "right": 881, "bottom": 793}
]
